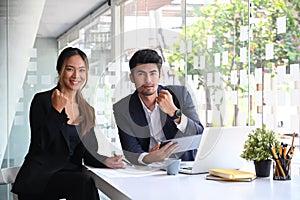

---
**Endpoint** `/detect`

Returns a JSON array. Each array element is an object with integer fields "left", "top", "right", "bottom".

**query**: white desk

[{"left": 88, "top": 165, "right": 300, "bottom": 200}]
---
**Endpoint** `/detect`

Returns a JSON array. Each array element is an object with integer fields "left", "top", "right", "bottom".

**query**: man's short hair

[{"left": 129, "top": 49, "right": 162, "bottom": 71}]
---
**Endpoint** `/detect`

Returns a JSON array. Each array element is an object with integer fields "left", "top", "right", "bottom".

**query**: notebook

[
  {"left": 208, "top": 168, "right": 256, "bottom": 179},
  {"left": 179, "top": 126, "right": 255, "bottom": 174}
]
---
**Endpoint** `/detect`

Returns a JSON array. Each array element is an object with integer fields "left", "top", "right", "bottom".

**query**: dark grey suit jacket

[
  {"left": 113, "top": 85, "right": 204, "bottom": 165},
  {"left": 12, "top": 87, "right": 107, "bottom": 195}
]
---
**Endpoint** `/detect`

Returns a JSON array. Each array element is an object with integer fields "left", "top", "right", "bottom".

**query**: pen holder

[{"left": 273, "top": 158, "right": 291, "bottom": 180}]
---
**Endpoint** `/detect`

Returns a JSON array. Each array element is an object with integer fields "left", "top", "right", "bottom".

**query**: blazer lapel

[
  {"left": 129, "top": 91, "right": 148, "bottom": 127},
  {"left": 129, "top": 91, "right": 151, "bottom": 149}
]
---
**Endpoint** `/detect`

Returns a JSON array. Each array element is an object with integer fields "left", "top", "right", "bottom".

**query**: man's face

[{"left": 130, "top": 63, "right": 160, "bottom": 96}]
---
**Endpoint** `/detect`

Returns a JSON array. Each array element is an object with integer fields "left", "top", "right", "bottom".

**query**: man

[{"left": 113, "top": 49, "right": 204, "bottom": 165}]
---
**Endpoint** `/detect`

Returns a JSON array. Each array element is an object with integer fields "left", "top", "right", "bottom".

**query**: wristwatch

[{"left": 170, "top": 109, "right": 182, "bottom": 120}]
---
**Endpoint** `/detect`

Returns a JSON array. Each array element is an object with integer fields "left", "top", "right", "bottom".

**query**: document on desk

[{"left": 87, "top": 165, "right": 165, "bottom": 178}]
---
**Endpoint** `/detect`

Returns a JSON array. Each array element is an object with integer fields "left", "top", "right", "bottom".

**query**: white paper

[
  {"left": 277, "top": 16, "right": 286, "bottom": 34},
  {"left": 107, "top": 62, "right": 117, "bottom": 72},
  {"left": 28, "top": 48, "right": 37, "bottom": 58},
  {"left": 187, "top": 75, "right": 193, "bottom": 86},
  {"left": 14, "top": 115, "right": 24, "bottom": 126},
  {"left": 254, "top": 91, "right": 262, "bottom": 106},
  {"left": 254, "top": 114, "right": 262, "bottom": 126},
  {"left": 187, "top": 40, "right": 192, "bottom": 53},
  {"left": 96, "top": 88, "right": 105, "bottom": 98},
  {"left": 290, "top": 115, "right": 299, "bottom": 133},
  {"left": 264, "top": 114, "right": 274, "bottom": 130},
  {"left": 240, "top": 26, "right": 248, "bottom": 42},
  {"left": 214, "top": 90, "right": 222, "bottom": 104},
  {"left": 230, "top": 70, "right": 238, "bottom": 85},
  {"left": 180, "top": 41, "right": 185, "bottom": 54},
  {"left": 222, "top": 51, "right": 228, "bottom": 65},
  {"left": 265, "top": 43, "right": 274, "bottom": 60},
  {"left": 277, "top": 90, "right": 286, "bottom": 105},
  {"left": 255, "top": 68, "right": 262, "bottom": 84},
  {"left": 27, "top": 61, "right": 37, "bottom": 71},
  {"left": 200, "top": 56, "right": 206, "bottom": 69},
  {"left": 27, "top": 75, "right": 37, "bottom": 84},
  {"left": 207, "top": 110, "right": 213, "bottom": 123},
  {"left": 207, "top": 35, "right": 213, "bottom": 49},
  {"left": 214, "top": 72, "right": 221, "bottom": 86},
  {"left": 290, "top": 89, "right": 299, "bottom": 106},
  {"left": 16, "top": 102, "right": 24, "bottom": 112},
  {"left": 41, "top": 75, "right": 51, "bottom": 85},
  {"left": 207, "top": 73, "right": 213, "bottom": 86},
  {"left": 193, "top": 56, "right": 199, "bottom": 69},
  {"left": 240, "top": 47, "right": 247, "bottom": 63},
  {"left": 214, "top": 53, "right": 220, "bottom": 67},
  {"left": 276, "top": 65, "right": 286, "bottom": 84},
  {"left": 109, "top": 75, "right": 117, "bottom": 84},
  {"left": 232, "top": 90, "right": 238, "bottom": 105},
  {"left": 193, "top": 75, "right": 199, "bottom": 85},
  {"left": 239, "top": 69, "right": 247, "bottom": 85},
  {"left": 88, "top": 166, "right": 164, "bottom": 178},
  {"left": 263, "top": 106, "right": 272, "bottom": 114},
  {"left": 290, "top": 64, "right": 299, "bottom": 82},
  {"left": 264, "top": 91, "right": 274, "bottom": 106},
  {"left": 180, "top": 59, "right": 185, "bottom": 71}
]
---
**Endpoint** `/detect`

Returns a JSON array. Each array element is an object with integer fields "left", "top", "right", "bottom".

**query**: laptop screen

[{"left": 181, "top": 126, "right": 255, "bottom": 174}]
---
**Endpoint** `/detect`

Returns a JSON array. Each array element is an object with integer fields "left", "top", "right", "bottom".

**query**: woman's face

[{"left": 60, "top": 55, "right": 87, "bottom": 92}]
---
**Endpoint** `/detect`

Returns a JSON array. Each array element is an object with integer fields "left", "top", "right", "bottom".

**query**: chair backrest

[
  {"left": 0, "top": 167, "right": 20, "bottom": 184},
  {"left": 0, "top": 169, "right": 5, "bottom": 184}
]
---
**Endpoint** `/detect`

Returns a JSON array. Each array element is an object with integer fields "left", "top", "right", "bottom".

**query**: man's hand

[
  {"left": 156, "top": 89, "right": 181, "bottom": 123},
  {"left": 150, "top": 142, "right": 161, "bottom": 152},
  {"left": 143, "top": 142, "right": 179, "bottom": 164}
]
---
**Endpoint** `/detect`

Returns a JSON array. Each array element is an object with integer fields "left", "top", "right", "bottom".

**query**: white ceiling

[{"left": 37, "top": 0, "right": 107, "bottom": 38}]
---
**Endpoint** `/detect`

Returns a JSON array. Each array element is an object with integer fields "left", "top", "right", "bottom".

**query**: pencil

[
  {"left": 270, "top": 146, "right": 286, "bottom": 177},
  {"left": 114, "top": 153, "right": 135, "bottom": 167}
]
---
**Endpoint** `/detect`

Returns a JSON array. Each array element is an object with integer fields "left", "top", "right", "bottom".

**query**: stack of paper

[{"left": 206, "top": 168, "right": 256, "bottom": 182}]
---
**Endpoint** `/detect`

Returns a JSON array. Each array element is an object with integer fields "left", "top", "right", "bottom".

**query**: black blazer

[
  {"left": 113, "top": 85, "right": 204, "bottom": 164},
  {"left": 12, "top": 88, "right": 107, "bottom": 195}
]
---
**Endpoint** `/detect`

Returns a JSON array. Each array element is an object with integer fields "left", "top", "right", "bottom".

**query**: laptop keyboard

[{"left": 181, "top": 166, "right": 193, "bottom": 170}]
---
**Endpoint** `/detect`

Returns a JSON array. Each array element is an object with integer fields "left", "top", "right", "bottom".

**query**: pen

[
  {"left": 283, "top": 144, "right": 287, "bottom": 159},
  {"left": 114, "top": 153, "right": 135, "bottom": 167},
  {"left": 270, "top": 145, "right": 286, "bottom": 177},
  {"left": 286, "top": 132, "right": 296, "bottom": 159},
  {"left": 279, "top": 142, "right": 283, "bottom": 158}
]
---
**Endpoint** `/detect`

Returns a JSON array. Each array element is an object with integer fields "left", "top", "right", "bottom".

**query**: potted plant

[{"left": 240, "top": 126, "right": 280, "bottom": 177}]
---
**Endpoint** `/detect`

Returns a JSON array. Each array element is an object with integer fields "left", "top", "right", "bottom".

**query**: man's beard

[{"left": 140, "top": 90, "right": 155, "bottom": 96}]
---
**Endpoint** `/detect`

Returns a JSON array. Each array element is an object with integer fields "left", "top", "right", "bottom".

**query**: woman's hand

[
  {"left": 104, "top": 155, "right": 126, "bottom": 169},
  {"left": 51, "top": 89, "right": 68, "bottom": 113}
]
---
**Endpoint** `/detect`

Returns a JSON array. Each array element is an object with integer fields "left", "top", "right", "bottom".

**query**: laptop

[{"left": 179, "top": 126, "right": 255, "bottom": 174}]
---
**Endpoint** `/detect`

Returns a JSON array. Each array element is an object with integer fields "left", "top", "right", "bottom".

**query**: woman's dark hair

[
  {"left": 129, "top": 49, "right": 162, "bottom": 72},
  {"left": 56, "top": 47, "right": 88, "bottom": 73},
  {"left": 56, "top": 47, "right": 95, "bottom": 136}
]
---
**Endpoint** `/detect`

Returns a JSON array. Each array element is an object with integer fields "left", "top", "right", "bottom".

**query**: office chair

[{"left": 0, "top": 166, "right": 20, "bottom": 200}]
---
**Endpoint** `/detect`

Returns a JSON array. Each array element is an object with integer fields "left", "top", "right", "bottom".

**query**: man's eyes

[{"left": 137, "top": 72, "right": 158, "bottom": 76}]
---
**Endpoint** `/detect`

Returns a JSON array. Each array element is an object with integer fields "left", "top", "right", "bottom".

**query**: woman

[{"left": 12, "top": 47, "right": 125, "bottom": 200}]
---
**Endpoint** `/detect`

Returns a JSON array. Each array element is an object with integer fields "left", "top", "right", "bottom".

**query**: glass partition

[
  {"left": 59, "top": 0, "right": 300, "bottom": 158},
  {"left": 1, "top": 0, "right": 299, "bottom": 199}
]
